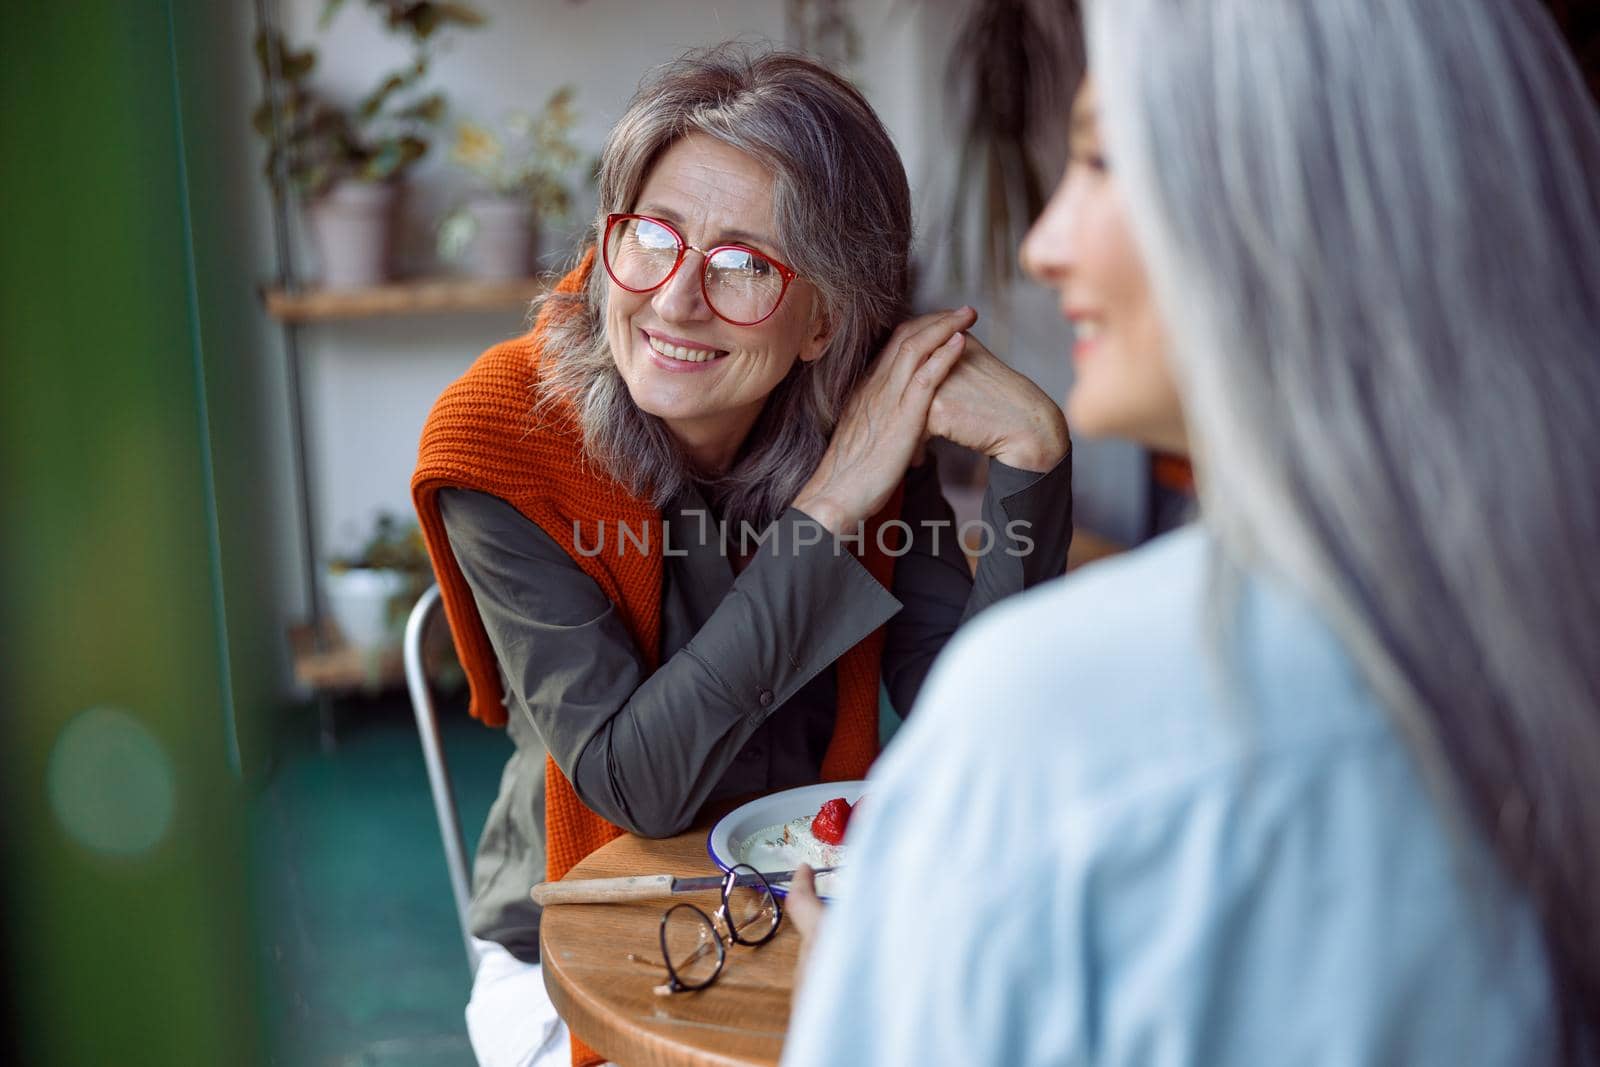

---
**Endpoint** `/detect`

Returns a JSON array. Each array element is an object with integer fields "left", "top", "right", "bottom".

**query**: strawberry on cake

[{"left": 751, "top": 796, "right": 859, "bottom": 869}]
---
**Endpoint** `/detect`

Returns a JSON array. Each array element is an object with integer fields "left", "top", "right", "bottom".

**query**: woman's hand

[
  {"left": 785, "top": 864, "right": 826, "bottom": 1001},
  {"left": 926, "top": 332, "right": 1070, "bottom": 472},
  {"left": 794, "top": 308, "right": 977, "bottom": 533}
]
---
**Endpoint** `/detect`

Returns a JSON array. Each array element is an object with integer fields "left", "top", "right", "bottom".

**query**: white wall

[{"left": 250, "top": 0, "right": 1145, "bottom": 684}]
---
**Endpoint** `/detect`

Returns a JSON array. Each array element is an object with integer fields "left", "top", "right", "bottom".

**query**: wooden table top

[{"left": 540, "top": 827, "right": 798, "bottom": 1067}]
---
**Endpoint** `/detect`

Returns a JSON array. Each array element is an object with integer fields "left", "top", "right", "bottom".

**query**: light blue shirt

[{"left": 783, "top": 527, "right": 1554, "bottom": 1066}]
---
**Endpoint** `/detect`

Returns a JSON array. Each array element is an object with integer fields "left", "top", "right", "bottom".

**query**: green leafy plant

[
  {"left": 321, "top": 0, "right": 485, "bottom": 39},
  {"left": 328, "top": 513, "right": 431, "bottom": 575},
  {"left": 252, "top": 0, "right": 483, "bottom": 198},
  {"left": 436, "top": 86, "right": 587, "bottom": 260}
]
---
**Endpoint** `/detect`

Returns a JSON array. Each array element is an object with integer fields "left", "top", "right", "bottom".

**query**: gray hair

[
  {"left": 533, "top": 44, "right": 912, "bottom": 530},
  {"left": 1088, "top": 0, "right": 1600, "bottom": 1052}
]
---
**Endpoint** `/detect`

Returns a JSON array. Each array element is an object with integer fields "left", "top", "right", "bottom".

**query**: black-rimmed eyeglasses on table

[{"left": 625, "top": 863, "right": 783, "bottom": 995}]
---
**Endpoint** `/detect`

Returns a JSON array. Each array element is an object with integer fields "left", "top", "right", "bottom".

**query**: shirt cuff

[
  {"left": 995, "top": 454, "right": 1072, "bottom": 568},
  {"left": 963, "top": 451, "right": 1074, "bottom": 619},
  {"left": 988, "top": 450, "right": 1072, "bottom": 510},
  {"left": 684, "top": 507, "right": 902, "bottom": 726}
]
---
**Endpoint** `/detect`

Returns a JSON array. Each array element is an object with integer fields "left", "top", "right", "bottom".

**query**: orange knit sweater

[{"left": 412, "top": 256, "right": 898, "bottom": 1059}]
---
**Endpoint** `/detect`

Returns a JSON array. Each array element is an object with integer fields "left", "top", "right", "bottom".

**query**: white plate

[{"left": 706, "top": 780, "right": 868, "bottom": 900}]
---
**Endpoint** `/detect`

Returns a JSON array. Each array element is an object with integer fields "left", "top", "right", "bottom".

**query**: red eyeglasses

[{"left": 601, "top": 213, "right": 799, "bottom": 326}]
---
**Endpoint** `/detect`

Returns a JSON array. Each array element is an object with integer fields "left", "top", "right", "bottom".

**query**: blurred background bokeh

[{"left": 2, "top": 1, "right": 1594, "bottom": 1064}]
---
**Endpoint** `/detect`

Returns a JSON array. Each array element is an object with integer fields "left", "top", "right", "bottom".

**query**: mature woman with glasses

[
  {"left": 781, "top": 0, "right": 1600, "bottom": 1064},
  {"left": 412, "top": 44, "right": 1072, "bottom": 1067}
]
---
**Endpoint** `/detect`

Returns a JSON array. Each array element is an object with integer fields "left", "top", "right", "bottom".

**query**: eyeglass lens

[
  {"left": 661, "top": 903, "right": 724, "bottom": 990},
  {"left": 604, "top": 216, "right": 787, "bottom": 324},
  {"left": 722, "top": 864, "right": 781, "bottom": 946}
]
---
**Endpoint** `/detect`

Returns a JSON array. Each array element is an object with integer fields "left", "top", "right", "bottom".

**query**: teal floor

[
  {"left": 252, "top": 689, "right": 903, "bottom": 1066},
  {"left": 253, "top": 694, "right": 510, "bottom": 1066}
]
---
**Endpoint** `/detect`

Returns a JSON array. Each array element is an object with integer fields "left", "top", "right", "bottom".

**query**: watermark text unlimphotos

[{"left": 572, "top": 512, "right": 1036, "bottom": 559}]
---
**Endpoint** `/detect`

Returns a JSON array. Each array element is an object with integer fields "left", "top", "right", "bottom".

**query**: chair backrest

[{"left": 404, "top": 583, "right": 480, "bottom": 974}]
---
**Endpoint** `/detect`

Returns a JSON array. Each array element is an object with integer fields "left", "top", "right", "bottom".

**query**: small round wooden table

[{"left": 540, "top": 827, "right": 799, "bottom": 1067}]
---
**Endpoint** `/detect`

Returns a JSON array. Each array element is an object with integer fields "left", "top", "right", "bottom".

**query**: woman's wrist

[
  {"left": 992, "top": 411, "right": 1070, "bottom": 472},
  {"left": 792, "top": 492, "right": 855, "bottom": 536}
]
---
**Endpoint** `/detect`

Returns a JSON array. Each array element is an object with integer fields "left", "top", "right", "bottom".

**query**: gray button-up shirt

[{"left": 439, "top": 454, "right": 1072, "bottom": 960}]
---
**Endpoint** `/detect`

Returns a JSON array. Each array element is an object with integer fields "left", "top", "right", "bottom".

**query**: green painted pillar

[{"left": 1, "top": 2, "right": 272, "bottom": 1063}]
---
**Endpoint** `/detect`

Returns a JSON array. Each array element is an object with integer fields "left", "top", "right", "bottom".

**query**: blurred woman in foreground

[{"left": 782, "top": 0, "right": 1600, "bottom": 1062}]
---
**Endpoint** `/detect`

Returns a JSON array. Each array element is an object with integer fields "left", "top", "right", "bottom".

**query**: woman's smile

[
  {"left": 1066, "top": 312, "right": 1102, "bottom": 365},
  {"left": 640, "top": 327, "right": 729, "bottom": 371}
]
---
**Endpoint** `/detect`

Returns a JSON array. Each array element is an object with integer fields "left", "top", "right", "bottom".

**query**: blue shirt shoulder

[{"left": 783, "top": 528, "right": 1555, "bottom": 1067}]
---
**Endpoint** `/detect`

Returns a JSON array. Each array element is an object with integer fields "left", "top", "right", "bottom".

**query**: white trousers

[{"left": 465, "top": 938, "right": 572, "bottom": 1067}]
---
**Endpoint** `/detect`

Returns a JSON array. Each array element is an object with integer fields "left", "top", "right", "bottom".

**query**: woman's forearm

[{"left": 441, "top": 489, "right": 898, "bottom": 837}]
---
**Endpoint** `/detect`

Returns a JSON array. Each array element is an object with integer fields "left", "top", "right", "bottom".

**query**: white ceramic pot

[
  {"left": 306, "top": 180, "right": 398, "bottom": 288},
  {"left": 323, "top": 567, "right": 410, "bottom": 651},
  {"left": 464, "top": 195, "right": 536, "bottom": 280}
]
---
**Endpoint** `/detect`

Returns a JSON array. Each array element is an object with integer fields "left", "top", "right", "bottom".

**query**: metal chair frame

[{"left": 403, "top": 583, "right": 480, "bottom": 974}]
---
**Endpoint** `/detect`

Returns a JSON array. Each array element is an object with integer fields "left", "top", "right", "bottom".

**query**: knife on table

[{"left": 531, "top": 867, "right": 837, "bottom": 906}]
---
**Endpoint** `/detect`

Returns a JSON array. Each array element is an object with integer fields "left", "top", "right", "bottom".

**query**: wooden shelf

[
  {"left": 289, "top": 614, "right": 462, "bottom": 696},
  {"left": 289, "top": 621, "right": 404, "bottom": 693},
  {"left": 262, "top": 275, "right": 548, "bottom": 323}
]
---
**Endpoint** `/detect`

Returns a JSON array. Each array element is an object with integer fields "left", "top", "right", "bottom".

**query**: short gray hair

[
  {"left": 535, "top": 44, "right": 912, "bottom": 530},
  {"left": 1089, "top": 0, "right": 1600, "bottom": 1050}
]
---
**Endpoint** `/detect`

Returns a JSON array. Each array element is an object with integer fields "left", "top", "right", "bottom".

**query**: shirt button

[{"left": 758, "top": 688, "right": 774, "bottom": 708}]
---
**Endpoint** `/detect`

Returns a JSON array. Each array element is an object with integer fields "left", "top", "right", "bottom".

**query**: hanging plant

[
  {"left": 785, "top": 0, "right": 861, "bottom": 72},
  {"left": 942, "top": 0, "right": 1082, "bottom": 296}
]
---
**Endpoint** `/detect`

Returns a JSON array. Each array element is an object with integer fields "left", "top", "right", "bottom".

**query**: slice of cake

[
  {"left": 769, "top": 796, "right": 857, "bottom": 867},
  {"left": 779, "top": 814, "right": 846, "bottom": 868}
]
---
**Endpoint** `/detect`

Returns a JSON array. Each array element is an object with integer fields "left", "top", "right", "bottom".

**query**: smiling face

[
  {"left": 603, "top": 133, "right": 830, "bottom": 473},
  {"left": 1020, "top": 80, "right": 1186, "bottom": 454}
]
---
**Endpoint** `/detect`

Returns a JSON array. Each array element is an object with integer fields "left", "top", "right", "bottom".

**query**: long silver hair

[
  {"left": 534, "top": 44, "right": 912, "bottom": 529},
  {"left": 1088, "top": 0, "right": 1600, "bottom": 1053}
]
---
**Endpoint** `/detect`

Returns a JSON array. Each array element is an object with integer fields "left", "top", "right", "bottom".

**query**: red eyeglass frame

[{"left": 601, "top": 212, "right": 799, "bottom": 326}]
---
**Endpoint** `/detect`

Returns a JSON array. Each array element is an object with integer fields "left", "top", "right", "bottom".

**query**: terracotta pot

[
  {"left": 464, "top": 195, "right": 537, "bottom": 280},
  {"left": 306, "top": 180, "right": 398, "bottom": 288}
]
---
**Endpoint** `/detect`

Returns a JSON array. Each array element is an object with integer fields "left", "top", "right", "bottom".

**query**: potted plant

[
  {"left": 253, "top": 0, "right": 483, "bottom": 287},
  {"left": 323, "top": 512, "right": 432, "bottom": 652},
  {"left": 436, "top": 86, "right": 584, "bottom": 280}
]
